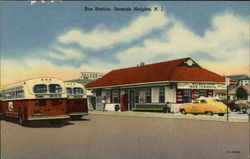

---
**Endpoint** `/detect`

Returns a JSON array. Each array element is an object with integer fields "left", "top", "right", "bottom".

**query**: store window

[
  {"left": 183, "top": 89, "right": 191, "bottom": 103},
  {"left": 135, "top": 89, "right": 139, "bottom": 103},
  {"left": 96, "top": 89, "right": 102, "bottom": 96},
  {"left": 199, "top": 90, "right": 207, "bottom": 97},
  {"left": 111, "top": 89, "right": 120, "bottom": 103},
  {"left": 159, "top": 87, "right": 165, "bottom": 103},
  {"left": 145, "top": 87, "right": 151, "bottom": 103}
]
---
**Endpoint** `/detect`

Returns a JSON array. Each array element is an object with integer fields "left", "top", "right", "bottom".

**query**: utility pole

[{"left": 226, "top": 78, "right": 230, "bottom": 122}]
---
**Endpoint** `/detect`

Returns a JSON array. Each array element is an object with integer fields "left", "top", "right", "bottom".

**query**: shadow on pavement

[
  {"left": 69, "top": 118, "right": 90, "bottom": 122},
  {"left": 3, "top": 117, "right": 75, "bottom": 128}
]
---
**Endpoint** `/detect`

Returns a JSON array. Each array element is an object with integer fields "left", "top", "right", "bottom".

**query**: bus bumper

[
  {"left": 28, "top": 115, "right": 70, "bottom": 120},
  {"left": 68, "top": 112, "right": 88, "bottom": 116}
]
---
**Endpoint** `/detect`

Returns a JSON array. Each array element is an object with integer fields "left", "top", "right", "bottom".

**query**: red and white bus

[
  {"left": 64, "top": 82, "right": 88, "bottom": 120},
  {"left": 1, "top": 77, "right": 69, "bottom": 125}
]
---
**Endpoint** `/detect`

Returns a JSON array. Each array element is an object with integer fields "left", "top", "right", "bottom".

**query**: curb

[{"left": 88, "top": 111, "right": 249, "bottom": 123}]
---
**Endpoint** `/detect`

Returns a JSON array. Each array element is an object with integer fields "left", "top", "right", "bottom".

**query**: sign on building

[
  {"left": 80, "top": 72, "right": 104, "bottom": 80},
  {"left": 177, "top": 82, "right": 227, "bottom": 90}
]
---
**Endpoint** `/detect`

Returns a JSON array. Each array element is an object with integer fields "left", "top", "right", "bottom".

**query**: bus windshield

[
  {"left": 49, "top": 84, "right": 62, "bottom": 93},
  {"left": 33, "top": 84, "right": 47, "bottom": 93},
  {"left": 73, "top": 87, "right": 83, "bottom": 95}
]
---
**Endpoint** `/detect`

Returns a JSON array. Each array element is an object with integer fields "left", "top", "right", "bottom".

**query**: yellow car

[{"left": 179, "top": 98, "right": 229, "bottom": 116}]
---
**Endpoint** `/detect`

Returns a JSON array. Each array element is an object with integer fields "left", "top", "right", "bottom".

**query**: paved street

[{"left": 0, "top": 114, "right": 249, "bottom": 159}]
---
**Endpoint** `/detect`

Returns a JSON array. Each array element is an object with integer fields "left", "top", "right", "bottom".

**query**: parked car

[
  {"left": 222, "top": 99, "right": 250, "bottom": 113},
  {"left": 235, "top": 100, "right": 250, "bottom": 113},
  {"left": 179, "top": 98, "right": 229, "bottom": 116}
]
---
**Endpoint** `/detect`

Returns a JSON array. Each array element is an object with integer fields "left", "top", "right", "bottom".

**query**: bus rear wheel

[{"left": 70, "top": 115, "right": 83, "bottom": 120}]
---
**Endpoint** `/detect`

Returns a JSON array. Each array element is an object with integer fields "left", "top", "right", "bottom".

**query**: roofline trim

[{"left": 86, "top": 80, "right": 226, "bottom": 89}]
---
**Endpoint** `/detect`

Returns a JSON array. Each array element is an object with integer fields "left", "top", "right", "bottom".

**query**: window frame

[
  {"left": 145, "top": 87, "right": 151, "bottom": 103},
  {"left": 159, "top": 87, "right": 165, "bottom": 103},
  {"left": 48, "top": 84, "right": 62, "bottom": 93},
  {"left": 33, "top": 84, "right": 48, "bottom": 94},
  {"left": 73, "top": 87, "right": 84, "bottom": 95}
]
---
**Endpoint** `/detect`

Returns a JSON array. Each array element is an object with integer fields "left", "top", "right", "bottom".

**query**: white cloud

[
  {"left": 2, "top": 12, "right": 249, "bottom": 86},
  {"left": 115, "top": 12, "right": 249, "bottom": 75},
  {"left": 58, "top": 11, "right": 168, "bottom": 50},
  {"left": 48, "top": 46, "right": 85, "bottom": 60},
  {"left": 1, "top": 58, "right": 110, "bottom": 86}
]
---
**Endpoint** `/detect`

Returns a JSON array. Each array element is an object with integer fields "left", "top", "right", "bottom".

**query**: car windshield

[
  {"left": 49, "top": 84, "right": 62, "bottom": 93},
  {"left": 200, "top": 100, "right": 207, "bottom": 104},
  {"left": 213, "top": 99, "right": 220, "bottom": 103}
]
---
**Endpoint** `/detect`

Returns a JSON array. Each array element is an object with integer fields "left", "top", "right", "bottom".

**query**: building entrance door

[
  {"left": 90, "top": 96, "right": 96, "bottom": 110},
  {"left": 120, "top": 94, "right": 128, "bottom": 111}
]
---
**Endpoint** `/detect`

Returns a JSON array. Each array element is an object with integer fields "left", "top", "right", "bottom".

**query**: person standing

[{"left": 102, "top": 96, "right": 106, "bottom": 112}]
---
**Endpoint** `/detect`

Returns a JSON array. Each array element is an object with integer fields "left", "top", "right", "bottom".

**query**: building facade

[
  {"left": 85, "top": 58, "right": 227, "bottom": 112},
  {"left": 227, "top": 74, "right": 250, "bottom": 86},
  {"left": 228, "top": 85, "right": 250, "bottom": 102}
]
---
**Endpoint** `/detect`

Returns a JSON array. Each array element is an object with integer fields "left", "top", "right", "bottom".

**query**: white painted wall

[
  {"left": 120, "top": 89, "right": 125, "bottom": 95},
  {"left": 165, "top": 86, "right": 176, "bottom": 103}
]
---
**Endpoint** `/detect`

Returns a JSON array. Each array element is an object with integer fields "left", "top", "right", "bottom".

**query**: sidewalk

[{"left": 88, "top": 110, "right": 249, "bottom": 123}]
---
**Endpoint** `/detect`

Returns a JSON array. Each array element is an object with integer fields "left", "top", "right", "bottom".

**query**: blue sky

[{"left": 1, "top": 1, "right": 249, "bottom": 85}]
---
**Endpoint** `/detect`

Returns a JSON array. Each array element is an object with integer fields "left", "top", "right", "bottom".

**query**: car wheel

[
  {"left": 218, "top": 113, "right": 224, "bottom": 116},
  {"left": 180, "top": 109, "right": 187, "bottom": 115},
  {"left": 206, "top": 111, "right": 213, "bottom": 116}
]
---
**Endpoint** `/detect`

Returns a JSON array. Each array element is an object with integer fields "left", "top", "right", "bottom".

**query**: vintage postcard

[{"left": 0, "top": 1, "right": 249, "bottom": 159}]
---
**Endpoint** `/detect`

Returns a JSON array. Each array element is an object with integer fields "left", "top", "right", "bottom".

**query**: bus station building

[{"left": 85, "top": 57, "right": 228, "bottom": 112}]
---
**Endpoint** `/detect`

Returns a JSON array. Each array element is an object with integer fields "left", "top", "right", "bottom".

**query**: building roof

[
  {"left": 85, "top": 57, "right": 226, "bottom": 89},
  {"left": 228, "top": 85, "right": 250, "bottom": 95},
  {"left": 226, "top": 74, "right": 250, "bottom": 81}
]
